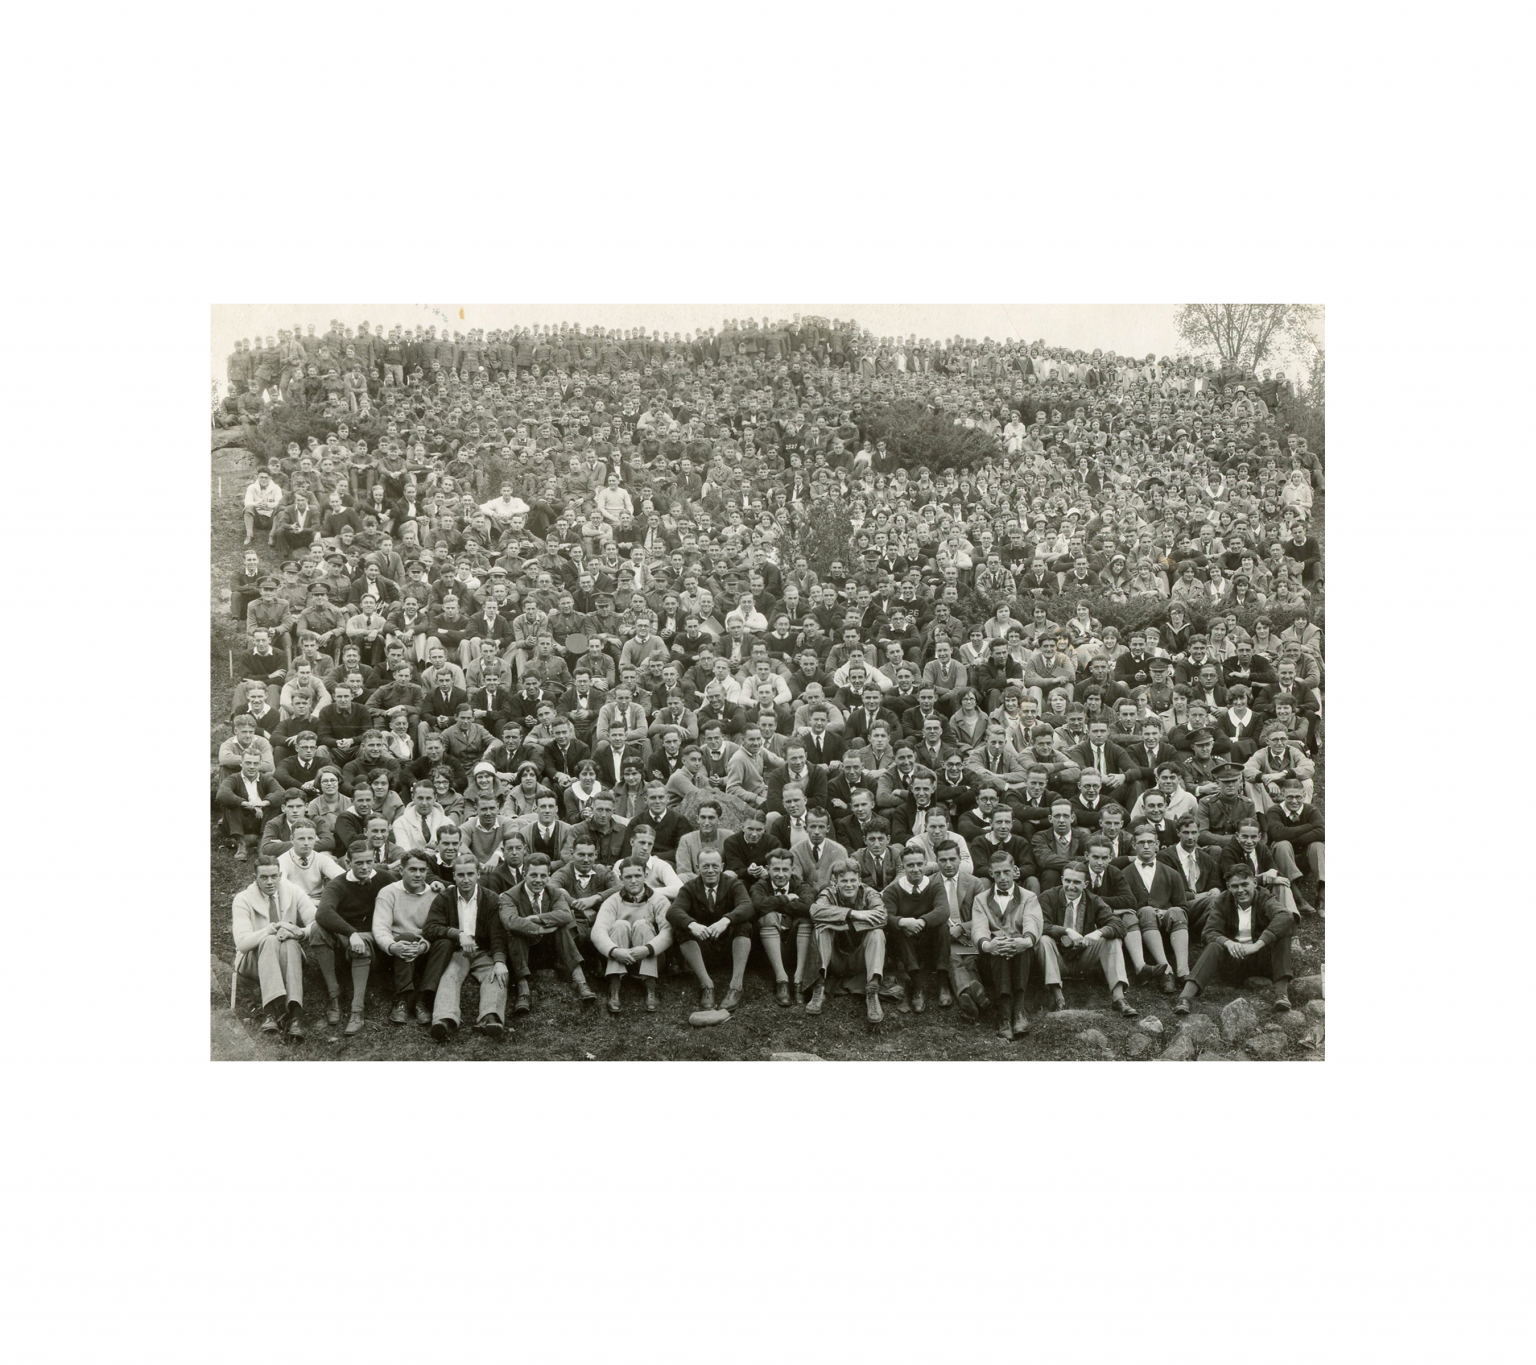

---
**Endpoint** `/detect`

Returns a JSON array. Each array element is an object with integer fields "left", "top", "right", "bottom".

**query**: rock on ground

[
  {"left": 1276, "top": 1009, "right": 1313, "bottom": 1038},
  {"left": 1137, "top": 1016, "right": 1164, "bottom": 1035},
  {"left": 1305, "top": 999, "right": 1325, "bottom": 1020},
  {"left": 688, "top": 1009, "right": 731, "bottom": 1027},
  {"left": 1245, "top": 1030, "right": 1289, "bottom": 1060},
  {"left": 769, "top": 1051, "right": 823, "bottom": 1061},
  {"left": 1126, "top": 1033, "right": 1155, "bottom": 1059},
  {"left": 1160, "top": 1032, "right": 1197, "bottom": 1061},
  {"left": 1075, "top": 1029, "right": 1110, "bottom": 1051},
  {"left": 1220, "top": 998, "right": 1260, "bottom": 1044},
  {"left": 1292, "top": 973, "right": 1325, "bottom": 1004},
  {"left": 1183, "top": 1014, "right": 1221, "bottom": 1049}
]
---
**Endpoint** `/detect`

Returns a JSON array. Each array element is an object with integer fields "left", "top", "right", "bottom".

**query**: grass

[{"left": 209, "top": 445, "right": 1324, "bottom": 1062}]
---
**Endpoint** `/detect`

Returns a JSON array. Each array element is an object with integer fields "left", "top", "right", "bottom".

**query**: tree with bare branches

[{"left": 1175, "top": 305, "right": 1322, "bottom": 373}]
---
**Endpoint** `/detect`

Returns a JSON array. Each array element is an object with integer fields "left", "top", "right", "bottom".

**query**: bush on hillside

[{"left": 858, "top": 401, "right": 1000, "bottom": 473}]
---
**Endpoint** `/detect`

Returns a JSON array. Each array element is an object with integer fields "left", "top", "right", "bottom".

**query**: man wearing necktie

[
  {"left": 497, "top": 853, "right": 598, "bottom": 1014},
  {"left": 1035, "top": 862, "right": 1136, "bottom": 1016},
  {"left": 230, "top": 856, "right": 319, "bottom": 1038},
  {"left": 970, "top": 850, "right": 1043, "bottom": 1040},
  {"left": 881, "top": 845, "right": 950, "bottom": 1013},
  {"left": 665, "top": 850, "right": 757, "bottom": 1011}
]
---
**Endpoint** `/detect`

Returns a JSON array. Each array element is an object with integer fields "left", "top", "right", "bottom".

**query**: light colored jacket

[{"left": 592, "top": 889, "right": 675, "bottom": 959}]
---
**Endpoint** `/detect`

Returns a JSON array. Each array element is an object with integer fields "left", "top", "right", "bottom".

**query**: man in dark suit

[
  {"left": 521, "top": 792, "right": 577, "bottom": 874},
  {"left": 1119, "top": 826, "right": 1192, "bottom": 991},
  {"left": 217, "top": 750, "right": 288, "bottom": 859},
  {"left": 1173, "top": 862, "right": 1295, "bottom": 1015},
  {"left": 538, "top": 718, "right": 591, "bottom": 791},
  {"left": 419, "top": 675, "right": 470, "bottom": 740},
  {"left": 665, "top": 849, "right": 757, "bottom": 1010},
  {"left": 852, "top": 821, "right": 902, "bottom": 892},
  {"left": 618, "top": 783, "right": 691, "bottom": 865},
  {"left": 1065, "top": 718, "right": 1134, "bottom": 803},
  {"left": 1030, "top": 801, "right": 1094, "bottom": 891},
  {"left": 709, "top": 800, "right": 772, "bottom": 873},
  {"left": 420, "top": 854, "right": 509, "bottom": 1041},
  {"left": 749, "top": 847, "right": 816, "bottom": 1005},
  {"left": 801, "top": 709, "right": 845, "bottom": 767},
  {"left": 496, "top": 851, "right": 597, "bottom": 1014},
  {"left": 765, "top": 742, "right": 829, "bottom": 816},
  {"left": 842, "top": 683, "right": 904, "bottom": 745},
  {"left": 1264, "top": 777, "right": 1325, "bottom": 913},
  {"left": 1035, "top": 861, "right": 1136, "bottom": 1016},
  {"left": 1221, "top": 818, "right": 1312, "bottom": 917},
  {"left": 1121, "top": 717, "right": 1183, "bottom": 813},
  {"left": 1160, "top": 817, "right": 1224, "bottom": 937}
]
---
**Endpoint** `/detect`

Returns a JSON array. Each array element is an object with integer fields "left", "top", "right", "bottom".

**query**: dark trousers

[
  {"left": 1188, "top": 936, "right": 1293, "bottom": 993},
  {"left": 888, "top": 919, "right": 952, "bottom": 979},
  {"left": 504, "top": 925, "right": 584, "bottom": 980},
  {"left": 385, "top": 950, "right": 435, "bottom": 999},
  {"left": 981, "top": 950, "right": 1033, "bottom": 997}
]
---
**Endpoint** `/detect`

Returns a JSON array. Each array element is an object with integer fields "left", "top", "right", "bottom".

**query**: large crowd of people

[{"left": 215, "top": 312, "right": 1324, "bottom": 1049}]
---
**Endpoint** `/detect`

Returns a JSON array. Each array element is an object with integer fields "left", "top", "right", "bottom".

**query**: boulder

[
  {"left": 1292, "top": 973, "right": 1325, "bottom": 1004},
  {"left": 1159, "top": 1032, "right": 1197, "bottom": 1061},
  {"left": 1243, "top": 976, "right": 1274, "bottom": 991},
  {"left": 1245, "top": 1031, "right": 1288, "bottom": 1060},
  {"left": 1220, "top": 997, "right": 1260, "bottom": 1044},
  {"left": 211, "top": 429, "right": 252, "bottom": 451},
  {"left": 688, "top": 1009, "right": 732, "bottom": 1027},
  {"left": 769, "top": 1051, "right": 823, "bottom": 1061},
  {"left": 1305, "top": 999, "right": 1325, "bottom": 1020},
  {"left": 1136, "top": 1016, "right": 1164, "bottom": 1036},
  {"left": 1275, "top": 1009, "right": 1313, "bottom": 1039},
  {"left": 1198, "top": 1052, "right": 1245, "bottom": 1061},
  {"left": 1075, "top": 1028, "right": 1111, "bottom": 1051},
  {"left": 1183, "top": 1013, "right": 1221, "bottom": 1050},
  {"left": 1126, "top": 1032, "right": 1155, "bottom": 1059}
]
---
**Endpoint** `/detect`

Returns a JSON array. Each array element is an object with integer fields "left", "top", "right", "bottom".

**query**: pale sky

[{"left": 211, "top": 304, "right": 1318, "bottom": 391}]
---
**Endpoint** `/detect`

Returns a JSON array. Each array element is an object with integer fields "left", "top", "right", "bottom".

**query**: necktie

[
  {"left": 1095, "top": 745, "right": 1105, "bottom": 775},
  {"left": 1066, "top": 898, "right": 1077, "bottom": 933},
  {"left": 812, "top": 843, "right": 821, "bottom": 862},
  {"left": 268, "top": 891, "right": 280, "bottom": 925},
  {"left": 946, "top": 879, "right": 957, "bottom": 915}
]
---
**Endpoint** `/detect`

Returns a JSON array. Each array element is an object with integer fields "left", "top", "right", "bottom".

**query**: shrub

[{"left": 858, "top": 401, "right": 1000, "bottom": 473}]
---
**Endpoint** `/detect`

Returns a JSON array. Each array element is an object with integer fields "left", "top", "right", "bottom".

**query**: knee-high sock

[
  {"left": 795, "top": 922, "right": 815, "bottom": 986},
  {"left": 1142, "top": 927, "right": 1170, "bottom": 969},
  {"left": 1169, "top": 926, "right": 1190, "bottom": 978},
  {"left": 314, "top": 944, "right": 340, "bottom": 998},
  {"left": 1122, "top": 927, "right": 1147, "bottom": 973},
  {"left": 678, "top": 938, "right": 712, "bottom": 988},
  {"left": 729, "top": 936, "right": 751, "bottom": 989},
  {"left": 759, "top": 926, "right": 789, "bottom": 983},
  {"left": 350, "top": 957, "right": 370, "bottom": 1009}
]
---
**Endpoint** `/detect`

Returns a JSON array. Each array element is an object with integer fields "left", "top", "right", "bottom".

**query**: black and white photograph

[{"left": 209, "top": 304, "right": 1325, "bottom": 1061}]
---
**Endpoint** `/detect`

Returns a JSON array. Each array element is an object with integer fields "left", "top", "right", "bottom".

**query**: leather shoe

[
  {"left": 260, "top": 1014, "right": 280, "bottom": 1033},
  {"left": 1113, "top": 996, "right": 1138, "bottom": 1017},
  {"left": 1160, "top": 972, "right": 1177, "bottom": 995},
  {"left": 513, "top": 982, "right": 531, "bottom": 1014},
  {"left": 937, "top": 982, "right": 953, "bottom": 1008},
  {"left": 775, "top": 981, "right": 791, "bottom": 1007},
  {"left": 574, "top": 979, "right": 598, "bottom": 1003},
  {"left": 1173, "top": 998, "right": 1192, "bottom": 1016},
  {"left": 414, "top": 1003, "right": 431, "bottom": 1026},
  {"left": 389, "top": 1001, "right": 408, "bottom": 1024},
  {"left": 325, "top": 998, "right": 341, "bottom": 1025},
  {"left": 720, "top": 986, "right": 742, "bottom": 1011},
  {"left": 1273, "top": 993, "right": 1292, "bottom": 1013},
  {"left": 957, "top": 988, "right": 980, "bottom": 1021},
  {"left": 1048, "top": 989, "right": 1067, "bottom": 1012},
  {"left": 793, "top": 983, "right": 807, "bottom": 1006},
  {"left": 478, "top": 1016, "right": 504, "bottom": 1037},
  {"left": 806, "top": 983, "right": 826, "bottom": 1015},
  {"left": 910, "top": 985, "right": 926, "bottom": 1014},
  {"left": 344, "top": 1011, "right": 364, "bottom": 1036},
  {"left": 431, "top": 1021, "right": 449, "bottom": 1043},
  {"left": 1137, "top": 962, "right": 1167, "bottom": 986},
  {"left": 865, "top": 988, "right": 884, "bottom": 1024},
  {"left": 608, "top": 985, "right": 622, "bottom": 1015},
  {"left": 644, "top": 983, "right": 658, "bottom": 1013},
  {"left": 287, "top": 1015, "right": 306, "bottom": 1040},
  {"left": 996, "top": 1018, "right": 1015, "bottom": 1041},
  {"left": 1012, "top": 1012, "right": 1031, "bottom": 1036},
  {"left": 700, "top": 986, "right": 715, "bottom": 1011}
]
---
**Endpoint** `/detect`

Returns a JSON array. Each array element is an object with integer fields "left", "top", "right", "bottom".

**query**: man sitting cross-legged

[
  {"left": 421, "top": 853, "right": 509, "bottom": 1042},
  {"left": 1174, "top": 862, "right": 1296, "bottom": 1016},
  {"left": 665, "top": 847, "right": 756, "bottom": 1011},
  {"left": 807, "top": 859, "right": 889, "bottom": 1024},
  {"left": 591, "top": 858, "right": 674, "bottom": 1014},
  {"left": 1035, "top": 860, "right": 1137, "bottom": 1017},
  {"left": 970, "top": 849, "right": 1044, "bottom": 1041},
  {"left": 750, "top": 846, "right": 817, "bottom": 1006}
]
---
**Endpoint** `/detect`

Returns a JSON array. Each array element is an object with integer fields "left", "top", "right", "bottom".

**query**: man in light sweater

[
  {"left": 278, "top": 822, "right": 345, "bottom": 900},
  {"left": 591, "top": 859, "right": 674, "bottom": 1013},
  {"left": 372, "top": 850, "right": 440, "bottom": 1025}
]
